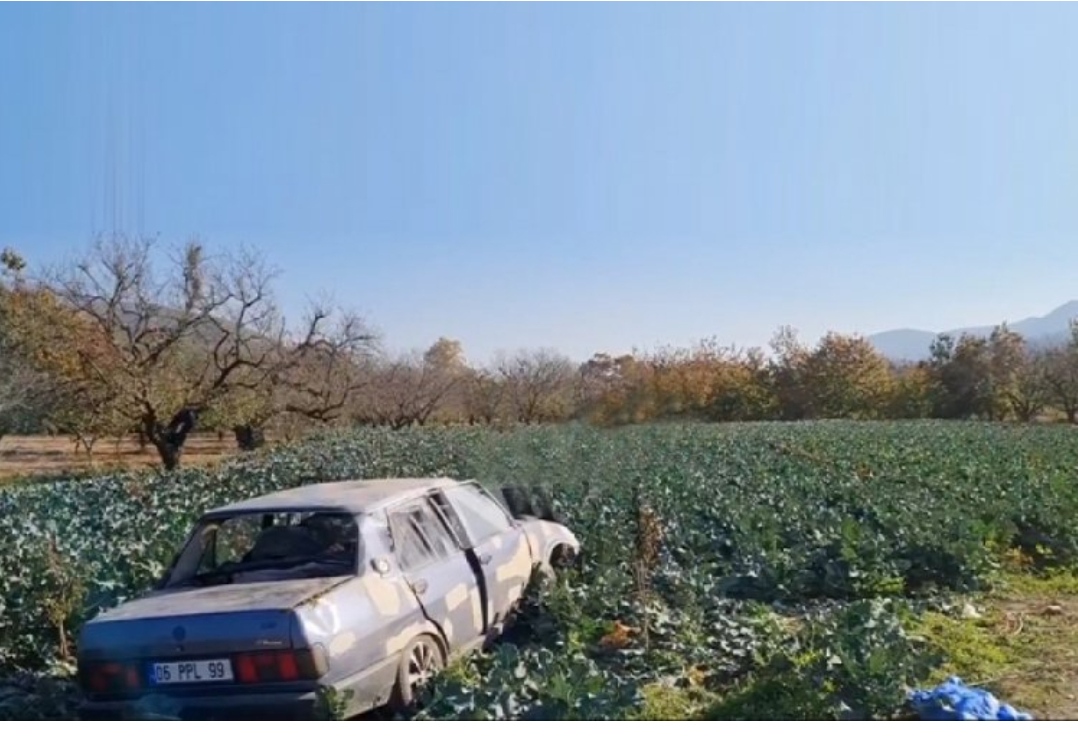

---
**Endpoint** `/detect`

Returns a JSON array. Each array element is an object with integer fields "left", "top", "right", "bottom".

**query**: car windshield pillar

[{"left": 166, "top": 523, "right": 218, "bottom": 587}]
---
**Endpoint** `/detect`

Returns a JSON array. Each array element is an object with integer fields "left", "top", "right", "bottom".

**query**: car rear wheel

[{"left": 392, "top": 634, "right": 445, "bottom": 709}]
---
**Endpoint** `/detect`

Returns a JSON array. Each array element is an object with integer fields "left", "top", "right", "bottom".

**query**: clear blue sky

[{"left": 4, "top": 3, "right": 1078, "bottom": 363}]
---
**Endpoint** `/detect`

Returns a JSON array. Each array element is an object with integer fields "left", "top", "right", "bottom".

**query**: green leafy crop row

[{"left": 3, "top": 420, "right": 1077, "bottom": 718}]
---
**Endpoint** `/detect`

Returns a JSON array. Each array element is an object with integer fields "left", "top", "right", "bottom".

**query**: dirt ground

[
  {"left": 0, "top": 433, "right": 243, "bottom": 482},
  {"left": 988, "top": 594, "right": 1078, "bottom": 719},
  {"left": 978, "top": 576, "right": 1078, "bottom": 720},
  {"left": 918, "top": 570, "right": 1078, "bottom": 720}
]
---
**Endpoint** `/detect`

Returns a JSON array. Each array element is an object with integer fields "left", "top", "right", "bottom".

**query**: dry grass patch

[
  {"left": 0, "top": 433, "right": 246, "bottom": 482},
  {"left": 915, "top": 570, "right": 1078, "bottom": 720}
]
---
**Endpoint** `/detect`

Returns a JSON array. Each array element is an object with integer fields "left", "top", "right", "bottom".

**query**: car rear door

[
  {"left": 431, "top": 483, "right": 533, "bottom": 631},
  {"left": 386, "top": 497, "right": 486, "bottom": 653}
]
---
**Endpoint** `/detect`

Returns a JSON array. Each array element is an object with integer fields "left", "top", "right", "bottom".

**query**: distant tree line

[
  {"left": 3, "top": 237, "right": 1076, "bottom": 471},
  {"left": 579, "top": 323, "right": 1078, "bottom": 426}
]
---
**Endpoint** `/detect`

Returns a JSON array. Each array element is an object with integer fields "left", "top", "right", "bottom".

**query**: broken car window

[
  {"left": 168, "top": 511, "right": 361, "bottom": 588},
  {"left": 443, "top": 484, "right": 514, "bottom": 544},
  {"left": 389, "top": 502, "right": 461, "bottom": 571},
  {"left": 201, "top": 515, "right": 263, "bottom": 572},
  {"left": 429, "top": 491, "right": 471, "bottom": 547}
]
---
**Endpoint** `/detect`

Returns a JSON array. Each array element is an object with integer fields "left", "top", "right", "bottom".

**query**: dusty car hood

[{"left": 90, "top": 576, "right": 350, "bottom": 623}]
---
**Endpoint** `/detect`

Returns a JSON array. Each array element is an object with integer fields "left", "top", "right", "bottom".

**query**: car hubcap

[{"left": 407, "top": 641, "right": 438, "bottom": 689}]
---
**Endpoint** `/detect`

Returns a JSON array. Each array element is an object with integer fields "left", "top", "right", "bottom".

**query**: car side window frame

[
  {"left": 387, "top": 498, "right": 463, "bottom": 574},
  {"left": 440, "top": 482, "right": 516, "bottom": 546},
  {"left": 198, "top": 527, "right": 218, "bottom": 572},
  {"left": 429, "top": 490, "right": 474, "bottom": 549},
  {"left": 475, "top": 483, "right": 518, "bottom": 522}
]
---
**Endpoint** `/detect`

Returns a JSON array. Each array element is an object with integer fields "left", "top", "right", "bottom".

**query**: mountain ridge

[{"left": 867, "top": 300, "right": 1078, "bottom": 363}]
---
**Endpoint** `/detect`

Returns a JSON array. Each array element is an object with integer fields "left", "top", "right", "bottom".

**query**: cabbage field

[{"left": 3, "top": 420, "right": 1078, "bottom": 719}]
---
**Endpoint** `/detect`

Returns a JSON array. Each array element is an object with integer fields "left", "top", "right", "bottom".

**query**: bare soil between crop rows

[{"left": 0, "top": 433, "right": 251, "bottom": 482}]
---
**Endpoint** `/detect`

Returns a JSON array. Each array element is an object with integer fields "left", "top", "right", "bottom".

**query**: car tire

[
  {"left": 496, "top": 485, "right": 535, "bottom": 519},
  {"left": 496, "top": 484, "right": 562, "bottom": 524},
  {"left": 529, "top": 485, "right": 562, "bottom": 524},
  {"left": 391, "top": 633, "right": 445, "bottom": 709}
]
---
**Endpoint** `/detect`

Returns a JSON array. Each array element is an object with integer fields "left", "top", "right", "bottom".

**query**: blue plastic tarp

[{"left": 909, "top": 676, "right": 1033, "bottom": 721}]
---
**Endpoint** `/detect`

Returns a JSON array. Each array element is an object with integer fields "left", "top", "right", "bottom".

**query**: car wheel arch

[
  {"left": 409, "top": 618, "right": 450, "bottom": 664},
  {"left": 549, "top": 542, "right": 577, "bottom": 569}
]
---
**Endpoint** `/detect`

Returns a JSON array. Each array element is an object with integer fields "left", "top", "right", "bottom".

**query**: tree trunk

[
  {"left": 153, "top": 438, "right": 183, "bottom": 471},
  {"left": 145, "top": 407, "right": 198, "bottom": 472},
  {"left": 233, "top": 424, "right": 265, "bottom": 452}
]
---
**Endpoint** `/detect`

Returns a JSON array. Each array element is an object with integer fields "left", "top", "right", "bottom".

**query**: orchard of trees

[{"left": 3, "top": 237, "right": 1078, "bottom": 471}]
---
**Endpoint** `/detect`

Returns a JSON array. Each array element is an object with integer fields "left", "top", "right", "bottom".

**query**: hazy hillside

[{"left": 868, "top": 300, "right": 1078, "bottom": 362}]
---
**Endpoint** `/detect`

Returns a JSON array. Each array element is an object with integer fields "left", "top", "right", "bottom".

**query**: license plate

[{"left": 149, "top": 659, "right": 234, "bottom": 685}]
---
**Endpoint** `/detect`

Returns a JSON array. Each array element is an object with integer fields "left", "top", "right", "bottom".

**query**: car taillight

[
  {"left": 233, "top": 648, "right": 326, "bottom": 684},
  {"left": 80, "top": 661, "right": 143, "bottom": 694}
]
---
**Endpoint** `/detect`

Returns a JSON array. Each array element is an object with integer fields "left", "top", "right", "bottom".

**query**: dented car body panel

[{"left": 75, "top": 477, "right": 579, "bottom": 720}]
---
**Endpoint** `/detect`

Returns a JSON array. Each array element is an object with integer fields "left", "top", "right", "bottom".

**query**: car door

[
  {"left": 386, "top": 497, "right": 486, "bottom": 653},
  {"left": 432, "top": 483, "right": 532, "bottom": 630}
]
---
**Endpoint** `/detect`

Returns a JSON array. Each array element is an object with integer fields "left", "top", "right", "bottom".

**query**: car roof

[{"left": 201, "top": 477, "right": 465, "bottom": 518}]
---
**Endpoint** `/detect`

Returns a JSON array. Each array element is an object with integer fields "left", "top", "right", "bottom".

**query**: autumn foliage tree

[
  {"left": 885, "top": 363, "right": 933, "bottom": 419},
  {"left": 0, "top": 251, "right": 52, "bottom": 439},
  {"left": 767, "top": 326, "right": 812, "bottom": 420},
  {"left": 798, "top": 332, "right": 896, "bottom": 419},
  {"left": 925, "top": 334, "right": 991, "bottom": 419},
  {"left": 1, "top": 248, "right": 117, "bottom": 448},
  {"left": 3, "top": 237, "right": 376, "bottom": 469},
  {"left": 1037, "top": 320, "right": 1078, "bottom": 423},
  {"left": 9, "top": 235, "right": 1078, "bottom": 446},
  {"left": 984, "top": 325, "right": 1048, "bottom": 422},
  {"left": 581, "top": 353, "right": 656, "bottom": 425}
]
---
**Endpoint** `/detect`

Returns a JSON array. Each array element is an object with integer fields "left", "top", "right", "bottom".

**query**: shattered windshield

[{"left": 165, "top": 511, "right": 361, "bottom": 588}]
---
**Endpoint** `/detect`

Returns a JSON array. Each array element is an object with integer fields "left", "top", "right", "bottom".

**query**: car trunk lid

[{"left": 79, "top": 576, "right": 347, "bottom": 660}]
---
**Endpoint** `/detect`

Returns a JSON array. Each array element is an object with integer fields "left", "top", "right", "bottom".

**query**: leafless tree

[
  {"left": 362, "top": 345, "right": 464, "bottom": 429},
  {"left": 29, "top": 235, "right": 378, "bottom": 469},
  {"left": 495, "top": 347, "right": 577, "bottom": 424},
  {"left": 225, "top": 303, "right": 380, "bottom": 449},
  {"left": 462, "top": 368, "right": 505, "bottom": 425}
]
